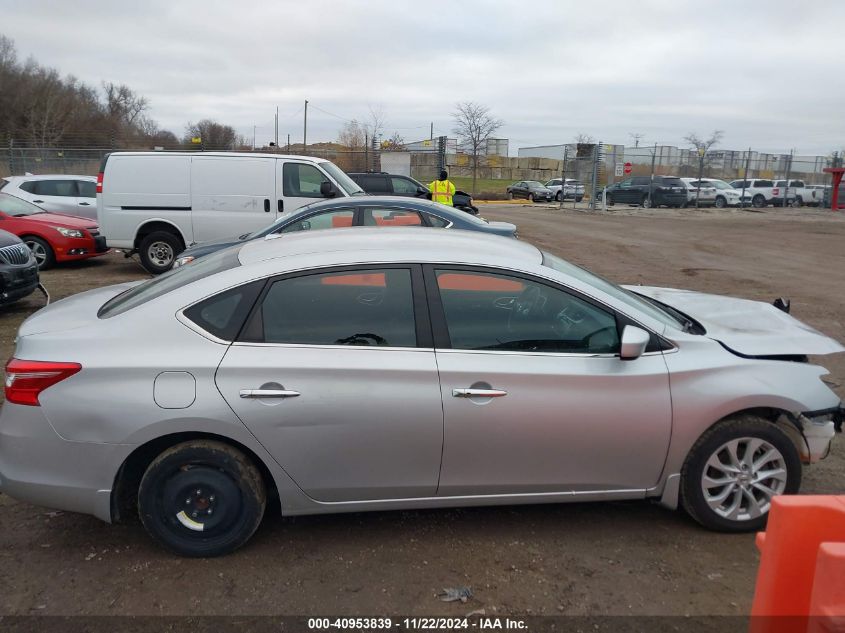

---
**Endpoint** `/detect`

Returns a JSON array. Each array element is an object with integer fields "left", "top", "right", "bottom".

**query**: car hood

[
  {"left": 19, "top": 212, "right": 97, "bottom": 229},
  {"left": 627, "top": 286, "right": 845, "bottom": 356},
  {"left": 17, "top": 282, "right": 140, "bottom": 337}
]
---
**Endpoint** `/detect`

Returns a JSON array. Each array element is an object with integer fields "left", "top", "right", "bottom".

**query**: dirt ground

[{"left": 0, "top": 203, "right": 843, "bottom": 618}]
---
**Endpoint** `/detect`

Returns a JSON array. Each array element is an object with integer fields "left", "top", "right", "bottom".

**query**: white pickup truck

[{"left": 773, "top": 179, "right": 821, "bottom": 207}]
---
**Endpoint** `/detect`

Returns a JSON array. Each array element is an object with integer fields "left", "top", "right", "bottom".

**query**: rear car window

[
  {"left": 18, "top": 181, "right": 37, "bottom": 193},
  {"left": 98, "top": 247, "right": 242, "bottom": 318},
  {"left": 78, "top": 180, "right": 96, "bottom": 198},
  {"left": 183, "top": 280, "right": 264, "bottom": 341}
]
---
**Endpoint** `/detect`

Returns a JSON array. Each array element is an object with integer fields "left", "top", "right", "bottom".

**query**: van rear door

[
  {"left": 277, "top": 160, "right": 333, "bottom": 214},
  {"left": 190, "top": 156, "right": 277, "bottom": 242}
]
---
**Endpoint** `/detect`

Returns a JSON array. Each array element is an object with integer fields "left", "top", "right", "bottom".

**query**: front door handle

[
  {"left": 79, "top": 202, "right": 91, "bottom": 206},
  {"left": 452, "top": 388, "right": 508, "bottom": 398},
  {"left": 33, "top": 199, "right": 44, "bottom": 203},
  {"left": 278, "top": 199, "right": 284, "bottom": 213},
  {"left": 240, "top": 389, "right": 300, "bottom": 399},
  {"left": 264, "top": 198, "right": 271, "bottom": 212}
]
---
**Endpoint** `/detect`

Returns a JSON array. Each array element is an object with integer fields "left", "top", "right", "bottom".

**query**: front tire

[
  {"left": 714, "top": 196, "right": 727, "bottom": 209},
  {"left": 555, "top": 191, "right": 562, "bottom": 202},
  {"left": 139, "top": 230, "right": 183, "bottom": 274},
  {"left": 507, "top": 191, "right": 513, "bottom": 200},
  {"left": 791, "top": 196, "right": 803, "bottom": 208},
  {"left": 528, "top": 193, "right": 535, "bottom": 202},
  {"left": 22, "top": 236, "right": 55, "bottom": 270},
  {"left": 642, "top": 195, "right": 653, "bottom": 208},
  {"left": 138, "top": 440, "right": 267, "bottom": 557},
  {"left": 680, "top": 415, "right": 801, "bottom": 532},
  {"left": 752, "top": 194, "right": 766, "bottom": 208}
]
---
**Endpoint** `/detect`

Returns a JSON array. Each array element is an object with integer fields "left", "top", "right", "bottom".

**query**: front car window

[
  {"left": 242, "top": 268, "right": 416, "bottom": 347},
  {"left": 280, "top": 208, "right": 354, "bottom": 232},
  {"left": 283, "top": 162, "right": 326, "bottom": 198},
  {"left": 390, "top": 177, "right": 420, "bottom": 194},
  {"left": 99, "top": 247, "right": 242, "bottom": 318},
  {"left": 320, "top": 161, "right": 365, "bottom": 196},
  {"left": 541, "top": 252, "right": 686, "bottom": 331},
  {"left": 435, "top": 270, "right": 619, "bottom": 353}
]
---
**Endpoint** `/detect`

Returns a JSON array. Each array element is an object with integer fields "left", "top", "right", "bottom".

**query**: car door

[
  {"left": 278, "top": 160, "right": 334, "bottom": 214},
  {"left": 512, "top": 182, "right": 527, "bottom": 198},
  {"left": 29, "top": 179, "right": 79, "bottom": 214},
  {"left": 191, "top": 156, "right": 277, "bottom": 242},
  {"left": 426, "top": 266, "right": 672, "bottom": 495},
  {"left": 74, "top": 179, "right": 97, "bottom": 219},
  {"left": 613, "top": 178, "right": 634, "bottom": 203},
  {"left": 215, "top": 265, "right": 444, "bottom": 502}
]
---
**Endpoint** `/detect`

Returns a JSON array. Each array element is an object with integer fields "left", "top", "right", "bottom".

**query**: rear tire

[
  {"left": 528, "top": 193, "right": 535, "bottom": 202},
  {"left": 139, "top": 230, "right": 183, "bottom": 275},
  {"left": 22, "top": 236, "right": 55, "bottom": 270},
  {"left": 680, "top": 415, "right": 801, "bottom": 532},
  {"left": 138, "top": 440, "right": 266, "bottom": 557},
  {"left": 507, "top": 191, "right": 513, "bottom": 200}
]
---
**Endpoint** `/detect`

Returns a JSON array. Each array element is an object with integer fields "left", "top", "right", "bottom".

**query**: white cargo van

[{"left": 96, "top": 152, "right": 364, "bottom": 273}]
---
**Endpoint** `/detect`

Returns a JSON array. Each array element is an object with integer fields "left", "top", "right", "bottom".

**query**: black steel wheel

[{"left": 138, "top": 440, "right": 266, "bottom": 557}]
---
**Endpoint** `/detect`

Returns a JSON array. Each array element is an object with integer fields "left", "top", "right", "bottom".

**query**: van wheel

[
  {"left": 138, "top": 440, "right": 266, "bottom": 557},
  {"left": 139, "top": 231, "right": 182, "bottom": 274}
]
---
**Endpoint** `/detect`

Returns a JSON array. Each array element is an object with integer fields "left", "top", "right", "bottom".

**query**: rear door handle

[
  {"left": 33, "top": 199, "right": 44, "bottom": 203},
  {"left": 240, "top": 389, "right": 300, "bottom": 399},
  {"left": 278, "top": 199, "right": 283, "bottom": 213},
  {"left": 452, "top": 388, "right": 508, "bottom": 398},
  {"left": 264, "top": 198, "right": 271, "bottom": 212},
  {"left": 79, "top": 202, "right": 91, "bottom": 206}
]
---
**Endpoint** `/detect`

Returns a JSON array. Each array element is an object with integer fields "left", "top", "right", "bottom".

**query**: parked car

[
  {"left": 728, "top": 179, "right": 796, "bottom": 208},
  {"left": 172, "top": 196, "right": 517, "bottom": 268},
  {"left": 97, "top": 152, "right": 366, "bottom": 274},
  {"left": 506, "top": 181, "right": 554, "bottom": 202},
  {"left": 1, "top": 174, "right": 98, "bottom": 220},
  {"left": 2, "top": 228, "right": 841, "bottom": 556},
  {"left": 0, "top": 229, "right": 40, "bottom": 305},
  {"left": 604, "top": 176, "right": 687, "bottom": 208},
  {"left": 347, "top": 172, "right": 479, "bottom": 215},
  {"left": 0, "top": 193, "right": 108, "bottom": 269},
  {"left": 544, "top": 178, "right": 585, "bottom": 202},
  {"left": 806, "top": 185, "right": 828, "bottom": 207},
  {"left": 697, "top": 178, "right": 753, "bottom": 208},
  {"left": 680, "top": 178, "right": 718, "bottom": 207},
  {"left": 772, "top": 180, "right": 819, "bottom": 207}
]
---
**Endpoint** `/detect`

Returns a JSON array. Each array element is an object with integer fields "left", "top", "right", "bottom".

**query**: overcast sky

[{"left": 3, "top": 0, "right": 845, "bottom": 155}]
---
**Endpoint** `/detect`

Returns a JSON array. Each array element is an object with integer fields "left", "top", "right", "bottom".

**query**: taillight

[
  {"left": 96, "top": 171, "right": 104, "bottom": 194},
  {"left": 4, "top": 359, "right": 81, "bottom": 406}
]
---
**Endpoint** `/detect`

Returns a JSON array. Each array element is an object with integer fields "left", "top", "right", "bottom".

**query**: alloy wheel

[
  {"left": 24, "top": 240, "right": 48, "bottom": 267},
  {"left": 701, "top": 437, "right": 787, "bottom": 522}
]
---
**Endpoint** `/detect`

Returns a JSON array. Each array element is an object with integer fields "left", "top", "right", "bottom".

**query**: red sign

[{"left": 624, "top": 162, "right": 632, "bottom": 175}]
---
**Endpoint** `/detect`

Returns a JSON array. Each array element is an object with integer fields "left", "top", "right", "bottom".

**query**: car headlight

[
  {"left": 173, "top": 255, "right": 195, "bottom": 268},
  {"left": 54, "top": 227, "right": 84, "bottom": 238}
]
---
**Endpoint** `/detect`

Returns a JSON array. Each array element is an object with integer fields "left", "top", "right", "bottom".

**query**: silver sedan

[{"left": 1, "top": 228, "right": 842, "bottom": 556}]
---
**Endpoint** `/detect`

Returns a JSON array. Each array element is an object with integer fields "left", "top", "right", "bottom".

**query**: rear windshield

[
  {"left": 659, "top": 177, "right": 684, "bottom": 186},
  {"left": 98, "top": 246, "right": 242, "bottom": 318}
]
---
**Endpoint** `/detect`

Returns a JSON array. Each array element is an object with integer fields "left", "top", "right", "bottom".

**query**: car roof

[
  {"left": 105, "top": 151, "right": 328, "bottom": 164},
  {"left": 285, "top": 195, "right": 465, "bottom": 215},
  {"left": 238, "top": 227, "right": 541, "bottom": 268},
  {"left": 4, "top": 174, "right": 95, "bottom": 181}
]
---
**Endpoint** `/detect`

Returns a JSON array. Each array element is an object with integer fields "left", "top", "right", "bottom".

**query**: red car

[{"left": 0, "top": 193, "right": 108, "bottom": 269}]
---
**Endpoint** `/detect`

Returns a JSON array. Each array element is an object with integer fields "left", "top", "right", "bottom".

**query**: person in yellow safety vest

[{"left": 428, "top": 170, "right": 456, "bottom": 206}]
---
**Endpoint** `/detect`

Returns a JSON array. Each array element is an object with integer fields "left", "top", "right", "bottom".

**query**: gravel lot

[{"left": 1, "top": 203, "right": 843, "bottom": 617}]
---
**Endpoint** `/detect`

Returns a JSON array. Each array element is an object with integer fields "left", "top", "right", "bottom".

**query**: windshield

[
  {"left": 0, "top": 192, "right": 44, "bottom": 216},
  {"left": 542, "top": 251, "right": 687, "bottom": 331},
  {"left": 321, "top": 162, "right": 365, "bottom": 196},
  {"left": 525, "top": 181, "right": 544, "bottom": 187},
  {"left": 707, "top": 180, "right": 732, "bottom": 190},
  {"left": 99, "top": 246, "right": 242, "bottom": 318}
]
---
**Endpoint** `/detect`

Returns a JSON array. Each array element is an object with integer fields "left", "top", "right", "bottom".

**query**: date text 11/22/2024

[{"left": 307, "top": 617, "right": 529, "bottom": 630}]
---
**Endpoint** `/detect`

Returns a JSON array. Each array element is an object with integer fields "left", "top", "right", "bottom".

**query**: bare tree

[
  {"left": 103, "top": 82, "right": 148, "bottom": 136},
  {"left": 574, "top": 132, "right": 594, "bottom": 144},
  {"left": 337, "top": 119, "right": 366, "bottom": 150},
  {"left": 685, "top": 130, "right": 724, "bottom": 207},
  {"left": 183, "top": 119, "right": 237, "bottom": 150},
  {"left": 364, "top": 104, "right": 386, "bottom": 145},
  {"left": 382, "top": 131, "right": 405, "bottom": 151},
  {"left": 452, "top": 101, "right": 503, "bottom": 195}
]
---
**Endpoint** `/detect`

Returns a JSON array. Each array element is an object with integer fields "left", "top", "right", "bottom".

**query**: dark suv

[
  {"left": 348, "top": 172, "right": 478, "bottom": 214},
  {"left": 0, "top": 229, "right": 40, "bottom": 306},
  {"left": 605, "top": 176, "right": 687, "bottom": 208}
]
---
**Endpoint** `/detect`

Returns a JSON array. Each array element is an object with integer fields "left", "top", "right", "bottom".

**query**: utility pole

[
  {"left": 430, "top": 122, "right": 433, "bottom": 140},
  {"left": 287, "top": 133, "right": 290, "bottom": 153},
  {"left": 649, "top": 142, "right": 657, "bottom": 207},
  {"left": 365, "top": 131, "right": 369, "bottom": 172},
  {"left": 558, "top": 145, "right": 568, "bottom": 210},
  {"left": 741, "top": 148, "right": 751, "bottom": 208},
  {"left": 274, "top": 106, "right": 279, "bottom": 151},
  {"left": 783, "top": 149, "right": 794, "bottom": 208},
  {"left": 695, "top": 147, "right": 705, "bottom": 208},
  {"left": 303, "top": 99, "right": 308, "bottom": 150},
  {"left": 253, "top": 125, "right": 256, "bottom": 150}
]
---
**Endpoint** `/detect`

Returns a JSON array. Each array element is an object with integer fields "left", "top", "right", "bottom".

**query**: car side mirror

[
  {"left": 620, "top": 325, "right": 650, "bottom": 360},
  {"left": 320, "top": 181, "right": 336, "bottom": 198}
]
